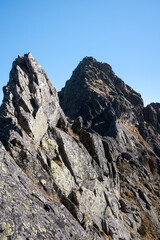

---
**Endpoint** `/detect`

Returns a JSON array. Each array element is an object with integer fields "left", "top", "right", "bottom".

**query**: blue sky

[{"left": 0, "top": 0, "right": 160, "bottom": 106}]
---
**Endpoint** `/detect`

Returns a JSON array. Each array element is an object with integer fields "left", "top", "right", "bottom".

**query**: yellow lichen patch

[
  {"left": 23, "top": 203, "right": 30, "bottom": 211},
  {"left": 22, "top": 222, "right": 28, "bottom": 229},
  {"left": 0, "top": 222, "right": 13, "bottom": 240},
  {"left": 32, "top": 226, "right": 37, "bottom": 233},
  {"left": 6, "top": 191, "right": 12, "bottom": 198},
  {"left": 75, "top": 185, "right": 106, "bottom": 224},
  {"left": 40, "top": 179, "right": 46, "bottom": 185},
  {"left": 1, "top": 237, "right": 7, "bottom": 240},
  {"left": 2, "top": 222, "right": 7, "bottom": 229},
  {"left": 0, "top": 163, "right": 7, "bottom": 173},
  {"left": 38, "top": 226, "right": 47, "bottom": 233},
  {"left": 51, "top": 161, "right": 75, "bottom": 195},
  {"left": 7, "top": 206, "right": 12, "bottom": 212},
  {"left": 41, "top": 137, "right": 58, "bottom": 154},
  {"left": 32, "top": 210, "right": 35, "bottom": 214}
]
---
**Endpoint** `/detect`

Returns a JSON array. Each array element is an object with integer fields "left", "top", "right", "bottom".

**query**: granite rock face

[{"left": 0, "top": 54, "right": 159, "bottom": 240}]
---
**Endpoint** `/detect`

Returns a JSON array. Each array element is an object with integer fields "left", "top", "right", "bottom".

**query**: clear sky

[{"left": 0, "top": 0, "right": 160, "bottom": 106}]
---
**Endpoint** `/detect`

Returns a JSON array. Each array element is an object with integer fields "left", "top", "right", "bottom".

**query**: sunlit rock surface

[{"left": 0, "top": 54, "right": 159, "bottom": 240}]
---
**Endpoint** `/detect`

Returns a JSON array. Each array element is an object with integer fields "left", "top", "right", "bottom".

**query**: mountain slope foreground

[{"left": 0, "top": 53, "right": 159, "bottom": 240}]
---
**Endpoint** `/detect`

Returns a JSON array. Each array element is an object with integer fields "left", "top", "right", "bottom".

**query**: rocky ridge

[{"left": 0, "top": 53, "right": 159, "bottom": 240}]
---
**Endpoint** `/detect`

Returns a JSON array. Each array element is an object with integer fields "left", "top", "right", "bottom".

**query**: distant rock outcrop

[{"left": 0, "top": 54, "right": 159, "bottom": 240}]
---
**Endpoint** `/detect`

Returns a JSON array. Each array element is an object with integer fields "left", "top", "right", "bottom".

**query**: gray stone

[{"left": 0, "top": 54, "right": 159, "bottom": 240}]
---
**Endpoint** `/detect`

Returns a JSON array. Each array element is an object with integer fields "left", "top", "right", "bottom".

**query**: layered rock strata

[{"left": 0, "top": 54, "right": 159, "bottom": 240}]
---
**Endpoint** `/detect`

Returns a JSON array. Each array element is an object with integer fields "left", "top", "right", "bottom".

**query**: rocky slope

[
  {"left": 59, "top": 56, "right": 160, "bottom": 239},
  {"left": 0, "top": 54, "right": 159, "bottom": 240}
]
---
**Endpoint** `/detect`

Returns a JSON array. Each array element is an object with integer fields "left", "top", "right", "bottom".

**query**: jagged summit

[
  {"left": 80, "top": 56, "right": 97, "bottom": 63},
  {"left": 1, "top": 53, "right": 66, "bottom": 143},
  {"left": 72, "top": 56, "right": 113, "bottom": 81},
  {"left": 0, "top": 54, "right": 159, "bottom": 240},
  {"left": 59, "top": 56, "right": 143, "bottom": 135},
  {"left": 80, "top": 56, "right": 111, "bottom": 68}
]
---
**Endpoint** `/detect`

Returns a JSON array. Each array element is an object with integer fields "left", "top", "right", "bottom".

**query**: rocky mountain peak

[
  {"left": 0, "top": 54, "right": 159, "bottom": 240},
  {"left": 80, "top": 56, "right": 97, "bottom": 64},
  {"left": 71, "top": 56, "right": 113, "bottom": 82},
  {"left": 59, "top": 57, "right": 144, "bottom": 136},
  {"left": 1, "top": 53, "right": 66, "bottom": 143},
  {"left": 80, "top": 56, "right": 112, "bottom": 70}
]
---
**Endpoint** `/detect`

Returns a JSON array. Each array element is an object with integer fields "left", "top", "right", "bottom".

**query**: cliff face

[
  {"left": 0, "top": 54, "right": 159, "bottom": 240},
  {"left": 59, "top": 57, "right": 143, "bottom": 134}
]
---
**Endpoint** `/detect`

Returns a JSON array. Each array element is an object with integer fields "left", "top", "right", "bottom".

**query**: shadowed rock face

[
  {"left": 59, "top": 56, "right": 160, "bottom": 174},
  {"left": 144, "top": 103, "right": 160, "bottom": 133},
  {"left": 59, "top": 57, "right": 144, "bottom": 136},
  {"left": 0, "top": 54, "right": 160, "bottom": 240}
]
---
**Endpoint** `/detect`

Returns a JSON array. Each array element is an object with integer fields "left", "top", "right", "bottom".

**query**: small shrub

[{"left": 137, "top": 222, "right": 147, "bottom": 237}]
